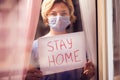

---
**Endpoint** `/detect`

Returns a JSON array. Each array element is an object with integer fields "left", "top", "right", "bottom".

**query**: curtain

[
  {"left": 0, "top": 0, "right": 41, "bottom": 79},
  {"left": 79, "top": 0, "right": 97, "bottom": 80}
]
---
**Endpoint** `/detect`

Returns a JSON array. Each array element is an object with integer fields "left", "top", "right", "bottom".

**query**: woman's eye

[
  {"left": 49, "top": 12, "right": 57, "bottom": 16},
  {"left": 61, "top": 12, "right": 67, "bottom": 16}
]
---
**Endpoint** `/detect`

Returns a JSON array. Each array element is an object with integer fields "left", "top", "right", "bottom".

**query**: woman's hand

[
  {"left": 83, "top": 61, "right": 95, "bottom": 79},
  {"left": 25, "top": 68, "right": 43, "bottom": 80}
]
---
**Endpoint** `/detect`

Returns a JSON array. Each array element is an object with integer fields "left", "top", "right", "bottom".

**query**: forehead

[{"left": 50, "top": 2, "right": 69, "bottom": 12}]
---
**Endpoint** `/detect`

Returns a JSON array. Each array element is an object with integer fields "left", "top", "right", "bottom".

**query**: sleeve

[{"left": 30, "top": 39, "right": 40, "bottom": 68}]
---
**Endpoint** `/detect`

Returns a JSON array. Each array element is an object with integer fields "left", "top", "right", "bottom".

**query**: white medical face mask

[{"left": 48, "top": 16, "right": 71, "bottom": 32}]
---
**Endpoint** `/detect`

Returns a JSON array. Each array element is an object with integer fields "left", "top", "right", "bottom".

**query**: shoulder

[
  {"left": 31, "top": 39, "right": 39, "bottom": 57},
  {"left": 33, "top": 39, "right": 38, "bottom": 48},
  {"left": 30, "top": 39, "right": 39, "bottom": 67},
  {"left": 32, "top": 37, "right": 44, "bottom": 53}
]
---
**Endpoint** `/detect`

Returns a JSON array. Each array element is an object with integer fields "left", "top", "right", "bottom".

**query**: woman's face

[
  {"left": 48, "top": 2, "right": 70, "bottom": 17},
  {"left": 47, "top": 2, "right": 71, "bottom": 33}
]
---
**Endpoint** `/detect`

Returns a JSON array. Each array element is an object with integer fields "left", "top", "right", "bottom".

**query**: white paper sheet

[{"left": 38, "top": 32, "right": 87, "bottom": 75}]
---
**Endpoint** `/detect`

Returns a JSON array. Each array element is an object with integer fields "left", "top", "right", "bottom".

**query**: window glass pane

[{"left": 30, "top": 0, "right": 97, "bottom": 80}]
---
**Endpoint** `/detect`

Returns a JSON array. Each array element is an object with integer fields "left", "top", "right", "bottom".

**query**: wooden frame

[{"left": 98, "top": 0, "right": 114, "bottom": 80}]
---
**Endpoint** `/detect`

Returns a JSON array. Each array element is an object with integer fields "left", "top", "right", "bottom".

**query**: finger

[
  {"left": 33, "top": 72, "right": 43, "bottom": 78},
  {"left": 27, "top": 68, "right": 42, "bottom": 74},
  {"left": 83, "top": 69, "right": 95, "bottom": 78},
  {"left": 84, "top": 61, "right": 91, "bottom": 68},
  {"left": 84, "top": 61, "right": 94, "bottom": 70},
  {"left": 26, "top": 69, "right": 43, "bottom": 78},
  {"left": 25, "top": 76, "right": 41, "bottom": 80},
  {"left": 25, "top": 73, "right": 43, "bottom": 80},
  {"left": 86, "top": 61, "right": 93, "bottom": 66},
  {"left": 83, "top": 69, "right": 89, "bottom": 74}
]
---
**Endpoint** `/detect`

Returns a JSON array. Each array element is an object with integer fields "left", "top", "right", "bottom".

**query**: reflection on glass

[{"left": 113, "top": 0, "right": 120, "bottom": 80}]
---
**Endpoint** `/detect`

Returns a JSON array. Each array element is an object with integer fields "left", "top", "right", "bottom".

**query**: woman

[{"left": 25, "top": 0, "right": 95, "bottom": 80}]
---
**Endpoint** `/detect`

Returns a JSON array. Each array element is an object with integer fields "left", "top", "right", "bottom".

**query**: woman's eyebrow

[{"left": 61, "top": 10, "right": 68, "bottom": 12}]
